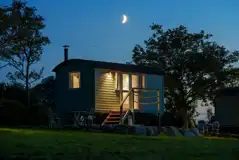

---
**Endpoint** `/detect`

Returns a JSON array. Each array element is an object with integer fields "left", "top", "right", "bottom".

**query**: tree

[
  {"left": 1, "top": 0, "right": 50, "bottom": 108},
  {"left": 0, "top": 5, "right": 10, "bottom": 68},
  {"left": 132, "top": 24, "right": 239, "bottom": 128},
  {"left": 0, "top": 1, "right": 23, "bottom": 68}
]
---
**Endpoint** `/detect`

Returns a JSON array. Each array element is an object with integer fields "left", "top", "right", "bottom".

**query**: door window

[
  {"left": 132, "top": 75, "right": 139, "bottom": 109},
  {"left": 122, "top": 74, "right": 129, "bottom": 90}
]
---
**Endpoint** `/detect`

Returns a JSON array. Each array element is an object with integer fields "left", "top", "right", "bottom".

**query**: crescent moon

[{"left": 122, "top": 14, "right": 128, "bottom": 24}]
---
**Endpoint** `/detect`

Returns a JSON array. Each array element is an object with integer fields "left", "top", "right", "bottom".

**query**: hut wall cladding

[{"left": 95, "top": 69, "right": 120, "bottom": 112}]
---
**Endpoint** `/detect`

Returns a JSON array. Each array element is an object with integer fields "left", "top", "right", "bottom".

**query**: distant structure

[{"left": 215, "top": 87, "right": 239, "bottom": 133}]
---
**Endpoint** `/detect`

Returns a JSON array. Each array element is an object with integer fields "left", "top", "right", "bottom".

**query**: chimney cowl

[{"left": 63, "top": 45, "right": 69, "bottom": 61}]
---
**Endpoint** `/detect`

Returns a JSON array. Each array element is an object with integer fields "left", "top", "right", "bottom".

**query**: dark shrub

[
  {"left": 160, "top": 112, "right": 175, "bottom": 126},
  {"left": 174, "top": 114, "right": 184, "bottom": 128},
  {"left": 160, "top": 111, "right": 184, "bottom": 128},
  {"left": 0, "top": 99, "right": 27, "bottom": 126},
  {"left": 220, "top": 126, "right": 239, "bottom": 134},
  {"left": 26, "top": 104, "right": 51, "bottom": 125},
  {"left": 101, "top": 125, "right": 115, "bottom": 133},
  {"left": 94, "top": 112, "right": 108, "bottom": 124},
  {"left": 134, "top": 112, "right": 158, "bottom": 126}
]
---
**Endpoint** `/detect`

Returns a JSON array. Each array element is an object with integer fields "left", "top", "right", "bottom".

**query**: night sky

[{"left": 1, "top": 0, "right": 239, "bottom": 120}]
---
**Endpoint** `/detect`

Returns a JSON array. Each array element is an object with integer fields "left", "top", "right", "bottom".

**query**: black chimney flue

[{"left": 63, "top": 45, "right": 69, "bottom": 61}]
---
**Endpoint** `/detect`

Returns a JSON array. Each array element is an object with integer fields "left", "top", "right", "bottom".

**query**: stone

[
  {"left": 101, "top": 125, "right": 114, "bottom": 133},
  {"left": 114, "top": 124, "right": 128, "bottom": 134},
  {"left": 158, "top": 127, "right": 165, "bottom": 133},
  {"left": 146, "top": 127, "right": 153, "bottom": 136},
  {"left": 170, "top": 126, "right": 183, "bottom": 136},
  {"left": 190, "top": 128, "right": 200, "bottom": 136},
  {"left": 165, "top": 126, "right": 182, "bottom": 136},
  {"left": 146, "top": 126, "right": 159, "bottom": 136},
  {"left": 134, "top": 125, "right": 147, "bottom": 136},
  {"left": 152, "top": 127, "right": 159, "bottom": 136},
  {"left": 127, "top": 126, "right": 136, "bottom": 134},
  {"left": 184, "top": 130, "right": 195, "bottom": 136}
]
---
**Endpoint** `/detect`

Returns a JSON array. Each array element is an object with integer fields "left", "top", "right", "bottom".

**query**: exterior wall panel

[
  {"left": 140, "top": 74, "right": 164, "bottom": 114},
  {"left": 95, "top": 69, "right": 120, "bottom": 112}
]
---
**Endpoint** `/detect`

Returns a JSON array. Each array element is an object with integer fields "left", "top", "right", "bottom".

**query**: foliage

[
  {"left": 160, "top": 111, "right": 184, "bottom": 128},
  {"left": 27, "top": 104, "right": 50, "bottom": 125},
  {"left": 0, "top": 83, "right": 27, "bottom": 105},
  {"left": 134, "top": 112, "right": 159, "bottom": 126},
  {"left": 0, "top": 99, "right": 50, "bottom": 126},
  {"left": 1, "top": 0, "right": 50, "bottom": 108},
  {"left": 0, "top": 0, "right": 29, "bottom": 68},
  {"left": 0, "top": 128, "right": 239, "bottom": 159},
  {"left": 132, "top": 24, "right": 239, "bottom": 128},
  {"left": 31, "top": 76, "right": 55, "bottom": 106},
  {"left": 0, "top": 99, "right": 27, "bottom": 125}
]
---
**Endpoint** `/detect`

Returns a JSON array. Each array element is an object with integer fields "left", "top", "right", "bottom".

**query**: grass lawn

[{"left": 0, "top": 128, "right": 239, "bottom": 160}]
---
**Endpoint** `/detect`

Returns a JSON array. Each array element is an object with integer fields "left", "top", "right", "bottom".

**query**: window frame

[
  {"left": 69, "top": 72, "right": 81, "bottom": 89},
  {"left": 141, "top": 74, "right": 145, "bottom": 88}
]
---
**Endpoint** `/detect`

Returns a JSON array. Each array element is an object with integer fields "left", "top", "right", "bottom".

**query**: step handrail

[
  {"left": 120, "top": 88, "right": 134, "bottom": 124},
  {"left": 120, "top": 88, "right": 160, "bottom": 124}
]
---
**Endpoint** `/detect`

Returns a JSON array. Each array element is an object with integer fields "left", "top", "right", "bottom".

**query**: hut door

[
  {"left": 132, "top": 75, "right": 139, "bottom": 109},
  {"left": 120, "top": 73, "right": 140, "bottom": 110},
  {"left": 122, "top": 74, "right": 130, "bottom": 109}
]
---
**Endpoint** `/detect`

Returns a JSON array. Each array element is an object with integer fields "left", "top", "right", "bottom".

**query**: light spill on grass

[{"left": 204, "top": 136, "right": 238, "bottom": 140}]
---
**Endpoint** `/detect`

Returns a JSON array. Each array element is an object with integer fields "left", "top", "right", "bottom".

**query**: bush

[
  {"left": 94, "top": 112, "right": 108, "bottom": 124},
  {"left": 135, "top": 112, "right": 159, "bottom": 126},
  {"left": 0, "top": 100, "right": 52, "bottom": 126},
  {"left": 26, "top": 104, "right": 51, "bottom": 126},
  {"left": 160, "top": 111, "right": 184, "bottom": 128},
  {"left": 160, "top": 112, "right": 175, "bottom": 126},
  {"left": 0, "top": 99, "right": 27, "bottom": 126}
]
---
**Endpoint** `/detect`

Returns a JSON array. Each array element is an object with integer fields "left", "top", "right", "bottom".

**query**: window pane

[
  {"left": 122, "top": 74, "right": 129, "bottom": 90},
  {"left": 69, "top": 72, "right": 80, "bottom": 88},
  {"left": 132, "top": 75, "right": 139, "bottom": 88},
  {"left": 132, "top": 75, "right": 139, "bottom": 109}
]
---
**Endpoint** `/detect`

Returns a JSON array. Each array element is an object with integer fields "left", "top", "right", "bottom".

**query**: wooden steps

[{"left": 102, "top": 110, "right": 127, "bottom": 126}]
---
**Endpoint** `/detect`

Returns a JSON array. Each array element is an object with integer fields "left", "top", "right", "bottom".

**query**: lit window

[{"left": 69, "top": 72, "right": 80, "bottom": 88}]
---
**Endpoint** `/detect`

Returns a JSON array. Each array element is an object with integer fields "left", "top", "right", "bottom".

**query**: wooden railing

[{"left": 119, "top": 88, "right": 160, "bottom": 124}]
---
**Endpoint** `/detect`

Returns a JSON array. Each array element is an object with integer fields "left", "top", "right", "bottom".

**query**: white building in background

[{"left": 195, "top": 100, "right": 215, "bottom": 122}]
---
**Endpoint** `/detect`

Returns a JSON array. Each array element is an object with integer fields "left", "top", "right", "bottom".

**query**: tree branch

[{"left": 0, "top": 63, "right": 9, "bottom": 69}]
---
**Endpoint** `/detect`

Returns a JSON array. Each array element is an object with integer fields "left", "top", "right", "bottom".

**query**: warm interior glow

[
  {"left": 132, "top": 75, "right": 139, "bottom": 88},
  {"left": 107, "top": 72, "right": 112, "bottom": 78},
  {"left": 122, "top": 74, "right": 129, "bottom": 107},
  {"left": 122, "top": 74, "right": 129, "bottom": 90},
  {"left": 132, "top": 75, "right": 139, "bottom": 109},
  {"left": 69, "top": 72, "right": 80, "bottom": 88}
]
